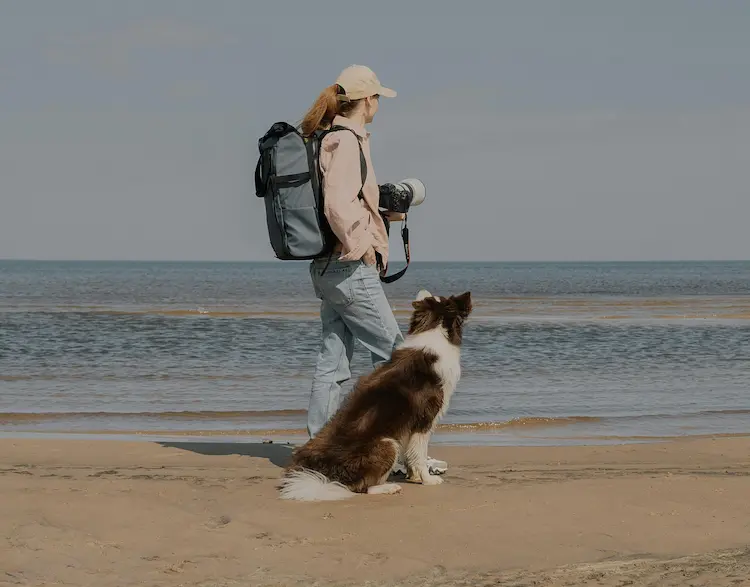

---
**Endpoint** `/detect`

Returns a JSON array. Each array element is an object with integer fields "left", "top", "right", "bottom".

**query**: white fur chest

[{"left": 400, "top": 328, "right": 462, "bottom": 414}]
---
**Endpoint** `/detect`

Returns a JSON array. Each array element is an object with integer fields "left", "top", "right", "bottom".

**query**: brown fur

[
  {"left": 282, "top": 291, "right": 472, "bottom": 494},
  {"left": 408, "top": 291, "right": 472, "bottom": 345}
]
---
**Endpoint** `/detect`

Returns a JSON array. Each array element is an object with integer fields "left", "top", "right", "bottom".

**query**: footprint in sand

[{"left": 205, "top": 515, "right": 231, "bottom": 529}]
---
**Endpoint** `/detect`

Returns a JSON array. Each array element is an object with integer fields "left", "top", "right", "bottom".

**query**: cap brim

[{"left": 378, "top": 86, "right": 397, "bottom": 98}]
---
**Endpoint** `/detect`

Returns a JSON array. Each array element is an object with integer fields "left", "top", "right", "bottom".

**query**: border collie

[{"left": 278, "top": 289, "right": 472, "bottom": 501}]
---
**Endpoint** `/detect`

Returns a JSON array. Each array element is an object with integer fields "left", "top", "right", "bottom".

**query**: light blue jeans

[{"left": 307, "top": 257, "right": 404, "bottom": 438}]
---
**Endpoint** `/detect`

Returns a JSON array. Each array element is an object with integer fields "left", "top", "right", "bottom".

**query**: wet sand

[{"left": 2, "top": 436, "right": 750, "bottom": 586}]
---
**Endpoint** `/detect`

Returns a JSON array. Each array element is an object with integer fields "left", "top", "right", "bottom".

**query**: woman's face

[{"left": 364, "top": 94, "right": 380, "bottom": 123}]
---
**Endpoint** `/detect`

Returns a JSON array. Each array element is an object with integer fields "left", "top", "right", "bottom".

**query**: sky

[{"left": 1, "top": 0, "right": 749, "bottom": 262}]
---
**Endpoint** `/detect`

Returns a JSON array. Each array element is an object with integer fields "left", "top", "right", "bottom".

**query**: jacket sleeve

[{"left": 319, "top": 131, "right": 373, "bottom": 262}]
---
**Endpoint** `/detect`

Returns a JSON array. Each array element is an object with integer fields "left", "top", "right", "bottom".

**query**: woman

[{"left": 300, "top": 64, "right": 447, "bottom": 476}]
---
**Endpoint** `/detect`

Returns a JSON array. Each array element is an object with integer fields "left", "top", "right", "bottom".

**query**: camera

[{"left": 378, "top": 178, "right": 426, "bottom": 213}]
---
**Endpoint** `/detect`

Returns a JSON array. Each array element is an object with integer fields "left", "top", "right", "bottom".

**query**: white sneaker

[{"left": 391, "top": 456, "right": 448, "bottom": 476}]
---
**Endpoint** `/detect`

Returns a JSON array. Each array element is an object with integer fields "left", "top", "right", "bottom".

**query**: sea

[{"left": 1, "top": 260, "right": 749, "bottom": 446}]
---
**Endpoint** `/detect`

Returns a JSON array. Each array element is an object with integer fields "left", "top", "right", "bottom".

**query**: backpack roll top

[{"left": 255, "top": 122, "right": 333, "bottom": 260}]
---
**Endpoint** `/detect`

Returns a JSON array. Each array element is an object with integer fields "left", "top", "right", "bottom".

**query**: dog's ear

[
  {"left": 412, "top": 297, "right": 438, "bottom": 311},
  {"left": 451, "top": 291, "right": 472, "bottom": 317},
  {"left": 415, "top": 289, "right": 433, "bottom": 302}
]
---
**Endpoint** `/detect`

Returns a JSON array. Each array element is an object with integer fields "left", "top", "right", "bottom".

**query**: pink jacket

[{"left": 319, "top": 115, "right": 390, "bottom": 267}]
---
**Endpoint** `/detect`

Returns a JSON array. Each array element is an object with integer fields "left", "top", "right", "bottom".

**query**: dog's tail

[{"left": 278, "top": 468, "right": 355, "bottom": 501}]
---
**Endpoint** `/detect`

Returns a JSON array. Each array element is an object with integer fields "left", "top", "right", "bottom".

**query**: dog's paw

[{"left": 421, "top": 474, "right": 443, "bottom": 486}]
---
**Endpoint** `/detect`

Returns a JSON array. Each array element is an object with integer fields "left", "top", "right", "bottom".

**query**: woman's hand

[
  {"left": 382, "top": 211, "right": 405, "bottom": 222},
  {"left": 363, "top": 246, "right": 377, "bottom": 266}
]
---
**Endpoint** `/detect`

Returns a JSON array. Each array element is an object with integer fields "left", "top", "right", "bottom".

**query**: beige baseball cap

[{"left": 335, "top": 64, "right": 397, "bottom": 100}]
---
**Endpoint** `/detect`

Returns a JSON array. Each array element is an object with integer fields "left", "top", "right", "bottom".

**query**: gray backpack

[{"left": 254, "top": 122, "right": 365, "bottom": 261}]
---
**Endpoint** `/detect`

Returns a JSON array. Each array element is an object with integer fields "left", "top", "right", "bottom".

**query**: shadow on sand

[{"left": 156, "top": 441, "right": 294, "bottom": 469}]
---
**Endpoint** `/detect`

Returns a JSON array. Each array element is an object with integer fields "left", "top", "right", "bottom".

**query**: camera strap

[{"left": 377, "top": 213, "right": 410, "bottom": 284}]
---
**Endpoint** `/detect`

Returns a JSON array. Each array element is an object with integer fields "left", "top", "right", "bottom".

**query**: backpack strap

[
  {"left": 253, "top": 157, "right": 264, "bottom": 196},
  {"left": 325, "top": 125, "right": 367, "bottom": 198},
  {"left": 254, "top": 145, "right": 273, "bottom": 197}
]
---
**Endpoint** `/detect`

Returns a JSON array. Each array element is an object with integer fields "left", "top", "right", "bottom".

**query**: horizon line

[{"left": 2, "top": 258, "right": 749, "bottom": 264}]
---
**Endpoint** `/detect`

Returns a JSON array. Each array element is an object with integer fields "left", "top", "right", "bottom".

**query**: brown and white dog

[{"left": 278, "top": 289, "right": 472, "bottom": 501}]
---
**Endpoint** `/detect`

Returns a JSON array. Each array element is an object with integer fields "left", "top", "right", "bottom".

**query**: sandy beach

[{"left": 1, "top": 437, "right": 749, "bottom": 586}]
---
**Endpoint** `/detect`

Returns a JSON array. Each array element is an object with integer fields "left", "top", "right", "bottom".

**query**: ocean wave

[
  {"left": 437, "top": 416, "right": 602, "bottom": 431},
  {"left": 3, "top": 301, "right": 750, "bottom": 322},
  {"left": 0, "top": 374, "right": 287, "bottom": 382},
  {"left": 0, "top": 308, "right": 323, "bottom": 318},
  {"left": 4, "top": 409, "right": 750, "bottom": 429},
  {"left": 0, "top": 409, "right": 306, "bottom": 423}
]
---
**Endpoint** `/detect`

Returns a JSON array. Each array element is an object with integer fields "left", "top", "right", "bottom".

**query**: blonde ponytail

[
  {"left": 300, "top": 85, "right": 340, "bottom": 136},
  {"left": 300, "top": 84, "right": 359, "bottom": 136}
]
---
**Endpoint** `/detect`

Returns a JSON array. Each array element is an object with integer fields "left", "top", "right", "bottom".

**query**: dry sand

[{"left": 2, "top": 436, "right": 750, "bottom": 586}]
